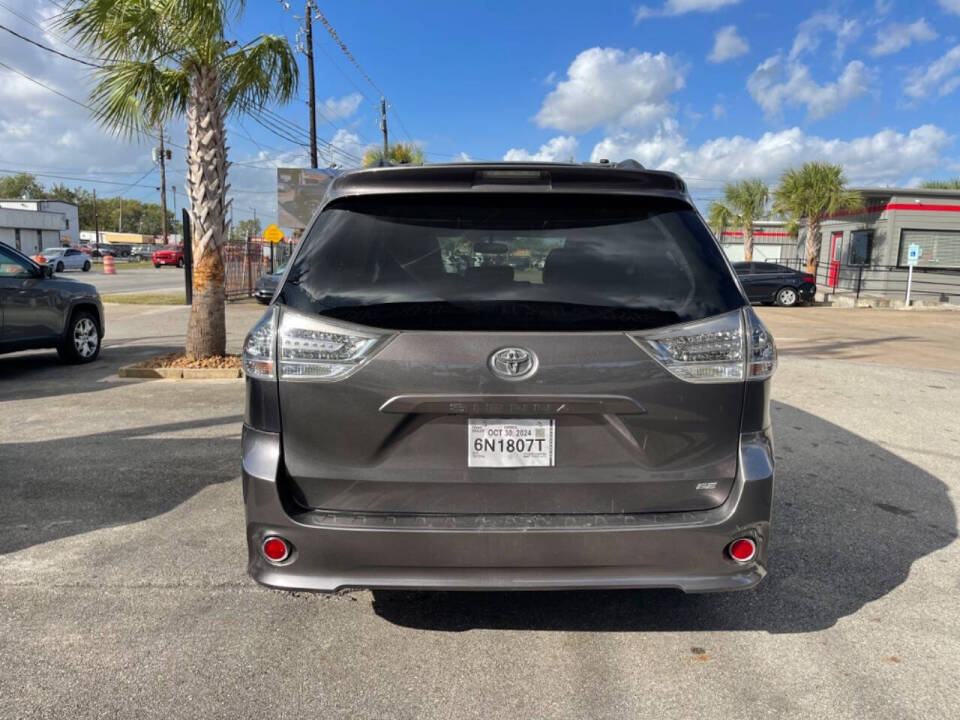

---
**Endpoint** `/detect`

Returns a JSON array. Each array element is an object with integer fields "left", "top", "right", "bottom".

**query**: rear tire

[
  {"left": 177, "top": 258, "right": 184, "bottom": 268},
  {"left": 154, "top": 262, "right": 161, "bottom": 268},
  {"left": 775, "top": 286, "right": 799, "bottom": 307},
  {"left": 57, "top": 311, "right": 101, "bottom": 364},
  {"left": 82, "top": 261, "right": 91, "bottom": 272},
  {"left": 56, "top": 261, "right": 64, "bottom": 272}
]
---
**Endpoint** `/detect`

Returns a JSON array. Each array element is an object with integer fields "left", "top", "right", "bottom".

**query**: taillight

[
  {"left": 744, "top": 307, "right": 777, "bottom": 379},
  {"left": 632, "top": 309, "right": 744, "bottom": 383},
  {"left": 276, "top": 307, "right": 392, "bottom": 381},
  {"left": 242, "top": 307, "right": 277, "bottom": 380},
  {"left": 802, "top": 274, "right": 816, "bottom": 284},
  {"left": 631, "top": 307, "right": 776, "bottom": 383}
]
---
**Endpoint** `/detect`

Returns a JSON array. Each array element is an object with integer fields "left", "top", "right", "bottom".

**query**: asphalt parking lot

[
  {"left": 57, "top": 265, "right": 187, "bottom": 295},
  {"left": 1, "top": 303, "right": 958, "bottom": 719}
]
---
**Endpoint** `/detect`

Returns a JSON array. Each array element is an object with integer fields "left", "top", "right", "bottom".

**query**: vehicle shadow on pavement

[
  {"left": 0, "top": 415, "right": 242, "bottom": 555},
  {"left": 371, "top": 402, "right": 957, "bottom": 634},
  {"left": 0, "top": 342, "right": 183, "bottom": 402}
]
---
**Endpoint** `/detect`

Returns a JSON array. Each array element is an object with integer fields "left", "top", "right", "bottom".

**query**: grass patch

[{"left": 101, "top": 292, "right": 186, "bottom": 305}]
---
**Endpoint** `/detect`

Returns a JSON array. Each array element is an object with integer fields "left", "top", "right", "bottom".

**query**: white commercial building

[{"left": 0, "top": 199, "right": 80, "bottom": 255}]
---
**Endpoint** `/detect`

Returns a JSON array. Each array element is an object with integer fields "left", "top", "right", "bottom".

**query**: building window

[
  {"left": 899, "top": 229, "right": 960, "bottom": 270},
  {"left": 65, "top": 218, "right": 70, "bottom": 229},
  {"left": 850, "top": 230, "right": 872, "bottom": 265}
]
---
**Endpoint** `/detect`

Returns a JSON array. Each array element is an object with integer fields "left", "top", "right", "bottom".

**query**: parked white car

[{"left": 42, "top": 247, "right": 92, "bottom": 273}]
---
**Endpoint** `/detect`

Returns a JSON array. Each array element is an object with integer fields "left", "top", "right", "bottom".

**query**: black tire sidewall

[
  {"left": 58, "top": 311, "right": 101, "bottom": 364},
  {"left": 56, "top": 262, "right": 64, "bottom": 272},
  {"left": 82, "top": 261, "right": 91, "bottom": 272}
]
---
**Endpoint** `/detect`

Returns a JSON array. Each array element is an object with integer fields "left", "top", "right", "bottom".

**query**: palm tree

[
  {"left": 707, "top": 179, "right": 769, "bottom": 261},
  {"left": 60, "top": 0, "right": 298, "bottom": 358},
  {"left": 707, "top": 200, "right": 733, "bottom": 240},
  {"left": 363, "top": 141, "right": 425, "bottom": 167},
  {"left": 773, "top": 162, "right": 862, "bottom": 274}
]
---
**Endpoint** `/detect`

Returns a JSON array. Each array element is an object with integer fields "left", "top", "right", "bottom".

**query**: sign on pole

[
  {"left": 263, "top": 223, "right": 285, "bottom": 245},
  {"left": 905, "top": 243, "right": 922, "bottom": 305}
]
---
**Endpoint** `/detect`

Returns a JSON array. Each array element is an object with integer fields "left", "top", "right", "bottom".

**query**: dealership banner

[{"left": 277, "top": 168, "right": 341, "bottom": 231}]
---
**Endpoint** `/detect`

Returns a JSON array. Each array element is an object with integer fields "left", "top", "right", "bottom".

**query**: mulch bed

[{"left": 133, "top": 353, "right": 243, "bottom": 370}]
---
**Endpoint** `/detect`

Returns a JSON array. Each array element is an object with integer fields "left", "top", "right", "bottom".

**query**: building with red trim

[
  {"left": 811, "top": 187, "right": 960, "bottom": 303},
  {"left": 718, "top": 187, "right": 960, "bottom": 303},
  {"left": 719, "top": 219, "right": 796, "bottom": 263}
]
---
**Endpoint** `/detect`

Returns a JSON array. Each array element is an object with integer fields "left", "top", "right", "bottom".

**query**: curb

[{"left": 118, "top": 364, "right": 243, "bottom": 380}]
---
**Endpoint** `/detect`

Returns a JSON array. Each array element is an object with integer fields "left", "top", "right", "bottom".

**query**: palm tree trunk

[
  {"left": 743, "top": 223, "right": 754, "bottom": 262},
  {"left": 805, "top": 217, "right": 821, "bottom": 274},
  {"left": 185, "top": 64, "right": 229, "bottom": 358}
]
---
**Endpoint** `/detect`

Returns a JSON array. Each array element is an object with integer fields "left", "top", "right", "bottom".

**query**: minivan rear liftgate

[{"left": 272, "top": 314, "right": 746, "bottom": 516}]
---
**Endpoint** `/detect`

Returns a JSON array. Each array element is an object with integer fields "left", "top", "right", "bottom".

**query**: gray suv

[
  {"left": 0, "top": 242, "right": 104, "bottom": 363},
  {"left": 241, "top": 162, "right": 776, "bottom": 593}
]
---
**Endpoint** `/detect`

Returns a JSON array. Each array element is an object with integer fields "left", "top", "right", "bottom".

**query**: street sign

[
  {"left": 907, "top": 243, "right": 922, "bottom": 267},
  {"left": 263, "top": 223, "right": 285, "bottom": 244},
  {"left": 905, "top": 243, "right": 923, "bottom": 305}
]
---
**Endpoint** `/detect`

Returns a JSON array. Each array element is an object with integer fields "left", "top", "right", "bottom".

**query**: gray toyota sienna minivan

[{"left": 241, "top": 161, "right": 776, "bottom": 593}]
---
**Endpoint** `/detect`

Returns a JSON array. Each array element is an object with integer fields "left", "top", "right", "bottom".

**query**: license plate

[{"left": 468, "top": 418, "right": 555, "bottom": 468}]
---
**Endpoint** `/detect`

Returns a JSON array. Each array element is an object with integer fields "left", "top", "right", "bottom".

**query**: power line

[{"left": 0, "top": 22, "right": 101, "bottom": 67}]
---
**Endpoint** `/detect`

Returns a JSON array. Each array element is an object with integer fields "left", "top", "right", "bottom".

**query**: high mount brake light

[{"left": 631, "top": 307, "right": 776, "bottom": 383}]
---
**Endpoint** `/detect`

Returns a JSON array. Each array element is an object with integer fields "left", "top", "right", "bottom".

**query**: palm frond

[
  {"left": 222, "top": 34, "right": 299, "bottom": 112},
  {"left": 88, "top": 61, "right": 189, "bottom": 137}
]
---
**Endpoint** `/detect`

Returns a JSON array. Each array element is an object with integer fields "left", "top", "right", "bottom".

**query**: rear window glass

[{"left": 280, "top": 194, "right": 744, "bottom": 331}]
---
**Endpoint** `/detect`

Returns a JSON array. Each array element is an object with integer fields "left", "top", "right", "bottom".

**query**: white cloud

[
  {"left": 712, "top": 103, "right": 726, "bottom": 118},
  {"left": 326, "top": 128, "right": 370, "bottom": 166},
  {"left": 905, "top": 44, "right": 960, "bottom": 98},
  {"left": 748, "top": 54, "right": 872, "bottom": 121},
  {"left": 321, "top": 93, "right": 363, "bottom": 121},
  {"left": 937, "top": 0, "right": 960, "bottom": 16},
  {"left": 869, "top": 19, "right": 937, "bottom": 56},
  {"left": 789, "top": 12, "right": 862, "bottom": 61},
  {"left": 875, "top": 0, "right": 894, "bottom": 14},
  {"left": 534, "top": 47, "right": 685, "bottom": 133},
  {"left": 503, "top": 136, "right": 578, "bottom": 162},
  {"left": 708, "top": 25, "right": 749, "bottom": 63},
  {"left": 635, "top": 0, "right": 741, "bottom": 22},
  {"left": 589, "top": 124, "right": 953, "bottom": 188}
]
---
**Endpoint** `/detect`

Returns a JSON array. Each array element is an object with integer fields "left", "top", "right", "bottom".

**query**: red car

[{"left": 152, "top": 245, "right": 184, "bottom": 268}]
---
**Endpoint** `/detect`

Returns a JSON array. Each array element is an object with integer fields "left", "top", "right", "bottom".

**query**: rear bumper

[
  {"left": 799, "top": 283, "right": 816, "bottom": 301},
  {"left": 242, "top": 425, "right": 774, "bottom": 593}
]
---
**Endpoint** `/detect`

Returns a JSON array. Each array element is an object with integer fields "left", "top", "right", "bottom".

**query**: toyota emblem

[{"left": 489, "top": 347, "right": 537, "bottom": 380}]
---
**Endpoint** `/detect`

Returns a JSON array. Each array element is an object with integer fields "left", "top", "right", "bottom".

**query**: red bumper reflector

[
  {"left": 728, "top": 537, "right": 757, "bottom": 563},
  {"left": 262, "top": 536, "right": 290, "bottom": 563}
]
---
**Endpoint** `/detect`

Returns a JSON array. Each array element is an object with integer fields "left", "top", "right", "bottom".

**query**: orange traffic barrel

[{"left": 103, "top": 254, "right": 116, "bottom": 275}]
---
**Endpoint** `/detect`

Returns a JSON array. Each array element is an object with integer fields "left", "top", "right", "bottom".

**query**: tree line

[
  {"left": 0, "top": 172, "right": 180, "bottom": 237},
  {"left": 707, "top": 163, "right": 960, "bottom": 272}
]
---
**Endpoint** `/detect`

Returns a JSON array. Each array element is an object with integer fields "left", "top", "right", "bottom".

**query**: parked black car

[
  {"left": 0, "top": 242, "right": 104, "bottom": 363},
  {"left": 732, "top": 261, "right": 816, "bottom": 306},
  {"left": 253, "top": 263, "right": 286, "bottom": 304}
]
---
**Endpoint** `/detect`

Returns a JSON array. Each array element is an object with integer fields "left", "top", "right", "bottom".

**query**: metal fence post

[
  {"left": 181, "top": 208, "right": 193, "bottom": 306},
  {"left": 855, "top": 265, "right": 863, "bottom": 301},
  {"left": 245, "top": 237, "right": 252, "bottom": 298}
]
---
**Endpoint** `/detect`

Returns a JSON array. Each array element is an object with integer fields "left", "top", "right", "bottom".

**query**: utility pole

[
  {"left": 93, "top": 188, "right": 101, "bottom": 254},
  {"left": 118, "top": 197, "right": 122, "bottom": 232},
  {"left": 380, "top": 96, "right": 389, "bottom": 158},
  {"left": 305, "top": 1, "right": 318, "bottom": 168},
  {"left": 158, "top": 126, "right": 169, "bottom": 244}
]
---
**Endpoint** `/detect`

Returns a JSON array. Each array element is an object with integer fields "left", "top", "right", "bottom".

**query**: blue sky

[{"left": 2, "top": 0, "right": 960, "bottom": 223}]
